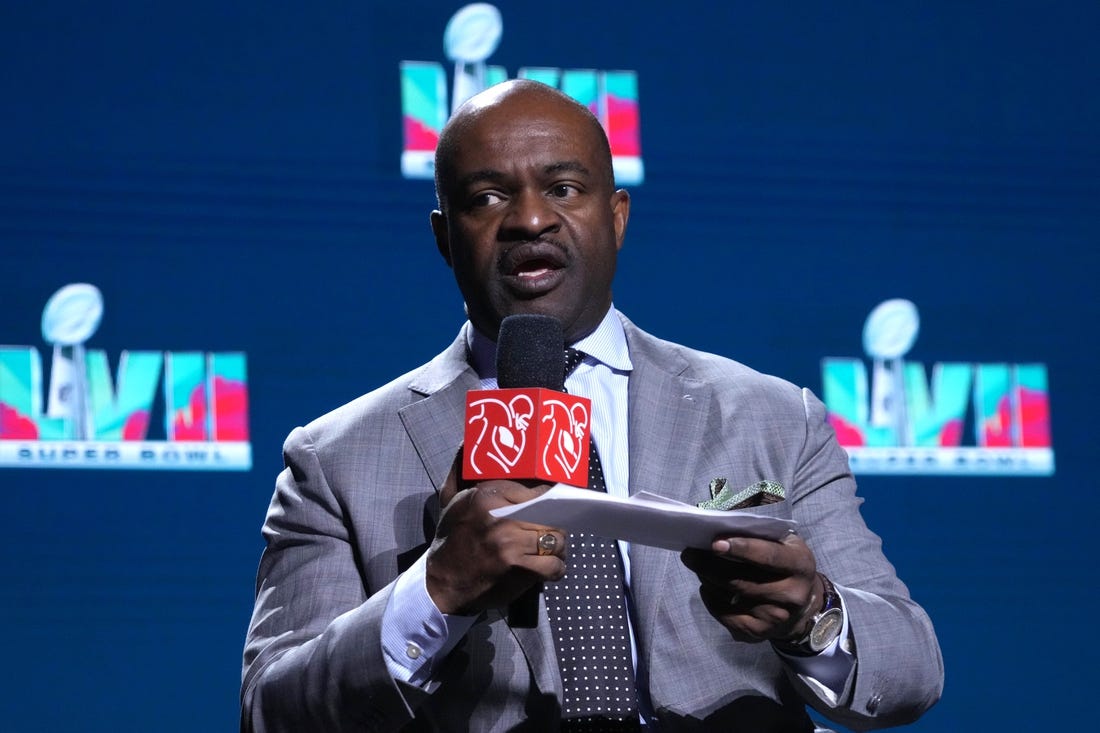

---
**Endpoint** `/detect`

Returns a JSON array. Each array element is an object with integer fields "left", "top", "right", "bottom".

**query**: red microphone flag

[{"left": 462, "top": 387, "right": 591, "bottom": 487}]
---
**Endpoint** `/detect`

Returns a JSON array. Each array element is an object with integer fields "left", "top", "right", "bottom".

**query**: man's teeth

[{"left": 518, "top": 267, "right": 552, "bottom": 278}]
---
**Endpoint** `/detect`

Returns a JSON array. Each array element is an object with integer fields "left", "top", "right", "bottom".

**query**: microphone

[
  {"left": 462, "top": 316, "right": 591, "bottom": 488},
  {"left": 461, "top": 314, "right": 591, "bottom": 626},
  {"left": 496, "top": 314, "right": 566, "bottom": 392}
]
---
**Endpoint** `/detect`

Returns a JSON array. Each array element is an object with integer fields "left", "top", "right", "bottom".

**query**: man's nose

[{"left": 501, "top": 190, "right": 560, "bottom": 239}]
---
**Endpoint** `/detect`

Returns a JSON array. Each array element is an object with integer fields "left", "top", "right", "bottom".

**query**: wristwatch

[{"left": 774, "top": 573, "right": 844, "bottom": 656}]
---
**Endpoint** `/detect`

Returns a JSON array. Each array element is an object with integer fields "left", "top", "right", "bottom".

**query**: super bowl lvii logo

[
  {"left": 0, "top": 284, "right": 251, "bottom": 470},
  {"left": 400, "top": 3, "right": 643, "bottom": 185},
  {"left": 822, "top": 299, "right": 1053, "bottom": 476}
]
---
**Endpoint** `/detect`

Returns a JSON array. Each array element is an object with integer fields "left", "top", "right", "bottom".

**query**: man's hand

[
  {"left": 426, "top": 459, "right": 567, "bottom": 616},
  {"left": 680, "top": 533, "right": 823, "bottom": 644}
]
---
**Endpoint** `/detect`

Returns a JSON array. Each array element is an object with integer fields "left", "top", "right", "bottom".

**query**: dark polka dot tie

[{"left": 544, "top": 348, "right": 639, "bottom": 731}]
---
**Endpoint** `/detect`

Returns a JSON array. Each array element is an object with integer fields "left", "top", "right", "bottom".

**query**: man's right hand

[{"left": 425, "top": 462, "right": 567, "bottom": 616}]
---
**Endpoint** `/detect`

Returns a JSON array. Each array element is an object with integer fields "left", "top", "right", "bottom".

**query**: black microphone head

[{"left": 496, "top": 314, "right": 566, "bottom": 390}]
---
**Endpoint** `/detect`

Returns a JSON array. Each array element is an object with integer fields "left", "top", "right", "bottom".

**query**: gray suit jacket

[{"left": 242, "top": 314, "right": 943, "bottom": 732}]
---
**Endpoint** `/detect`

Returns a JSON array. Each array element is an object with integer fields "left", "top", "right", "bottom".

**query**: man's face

[{"left": 431, "top": 88, "right": 630, "bottom": 343}]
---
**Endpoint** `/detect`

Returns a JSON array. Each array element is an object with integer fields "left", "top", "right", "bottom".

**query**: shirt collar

[
  {"left": 572, "top": 307, "right": 632, "bottom": 374},
  {"left": 466, "top": 307, "right": 633, "bottom": 379}
]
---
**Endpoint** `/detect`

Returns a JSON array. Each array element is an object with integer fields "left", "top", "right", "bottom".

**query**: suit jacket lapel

[
  {"left": 399, "top": 327, "right": 478, "bottom": 492},
  {"left": 621, "top": 318, "right": 714, "bottom": 667},
  {"left": 623, "top": 318, "right": 713, "bottom": 506}
]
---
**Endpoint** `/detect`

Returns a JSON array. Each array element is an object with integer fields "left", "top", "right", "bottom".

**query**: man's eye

[
  {"left": 549, "top": 184, "right": 579, "bottom": 198},
  {"left": 470, "top": 192, "right": 503, "bottom": 207}
]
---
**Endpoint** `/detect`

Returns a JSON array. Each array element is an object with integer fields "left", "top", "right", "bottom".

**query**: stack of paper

[{"left": 489, "top": 485, "right": 797, "bottom": 551}]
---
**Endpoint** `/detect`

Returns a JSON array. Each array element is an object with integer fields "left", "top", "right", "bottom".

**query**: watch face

[{"left": 809, "top": 608, "right": 844, "bottom": 652}]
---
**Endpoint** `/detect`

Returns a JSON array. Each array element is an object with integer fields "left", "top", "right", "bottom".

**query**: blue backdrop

[{"left": 2, "top": 1, "right": 1097, "bottom": 730}]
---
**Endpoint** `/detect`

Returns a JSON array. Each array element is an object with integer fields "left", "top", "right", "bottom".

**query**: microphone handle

[
  {"left": 508, "top": 582, "right": 543, "bottom": 627},
  {"left": 495, "top": 313, "right": 567, "bottom": 628}
]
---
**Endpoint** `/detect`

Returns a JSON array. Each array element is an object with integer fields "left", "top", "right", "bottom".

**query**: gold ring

[{"left": 536, "top": 532, "right": 558, "bottom": 556}]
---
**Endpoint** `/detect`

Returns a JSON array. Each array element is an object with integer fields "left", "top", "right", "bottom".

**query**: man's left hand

[{"left": 680, "top": 534, "right": 823, "bottom": 645}]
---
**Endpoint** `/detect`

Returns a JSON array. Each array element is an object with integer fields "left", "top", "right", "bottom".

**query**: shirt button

[{"left": 405, "top": 642, "right": 422, "bottom": 660}]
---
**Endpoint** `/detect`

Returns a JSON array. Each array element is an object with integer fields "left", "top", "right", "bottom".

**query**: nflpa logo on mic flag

[{"left": 463, "top": 388, "right": 591, "bottom": 487}]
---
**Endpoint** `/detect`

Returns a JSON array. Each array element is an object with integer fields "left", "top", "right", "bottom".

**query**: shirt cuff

[
  {"left": 381, "top": 552, "right": 478, "bottom": 688},
  {"left": 773, "top": 589, "right": 856, "bottom": 707}
]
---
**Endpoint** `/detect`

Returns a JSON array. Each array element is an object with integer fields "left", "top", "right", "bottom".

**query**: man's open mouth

[
  {"left": 500, "top": 244, "right": 568, "bottom": 290},
  {"left": 512, "top": 257, "right": 560, "bottom": 279}
]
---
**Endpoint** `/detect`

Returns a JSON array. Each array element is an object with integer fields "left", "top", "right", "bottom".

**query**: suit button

[{"left": 867, "top": 693, "right": 882, "bottom": 714}]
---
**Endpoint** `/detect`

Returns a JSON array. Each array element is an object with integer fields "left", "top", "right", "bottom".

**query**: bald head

[{"left": 433, "top": 80, "right": 615, "bottom": 212}]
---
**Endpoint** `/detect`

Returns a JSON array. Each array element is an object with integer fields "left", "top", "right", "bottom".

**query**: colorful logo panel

[
  {"left": 0, "top": 284, "right": 251, "bottom": 470},
  {"left": 400, "top": 4, "right": 643, "bottom": 185},
  {"left": 821, "top": 299, "right": 1053, "bottom": 475}
]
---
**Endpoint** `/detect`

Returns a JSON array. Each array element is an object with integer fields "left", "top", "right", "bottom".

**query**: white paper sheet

[{"left": 489, "top": 485, "right": 797, "bottom": 550}]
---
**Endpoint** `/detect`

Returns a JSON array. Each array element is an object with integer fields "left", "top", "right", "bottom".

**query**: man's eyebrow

[
  {"left": 544, "top": 160, "right": 591, "bottom": 177},
  {"left": 456, "top": 169, "right": 505, "bottom": 189},
  {"left": 454, "top": 161, "right": 592, "bottom": 191}
]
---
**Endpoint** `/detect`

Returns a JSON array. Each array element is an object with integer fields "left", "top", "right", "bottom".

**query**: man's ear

[
  {"left": 430, "top": 210, "right": 452, "bottom": 267},
  {"left": 610, "top": 189, "right": 630, "bottom": 252}
]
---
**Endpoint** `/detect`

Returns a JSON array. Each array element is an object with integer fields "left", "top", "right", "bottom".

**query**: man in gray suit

[{"left": 242, "top": 80, "right": 943, "bottom": 731}]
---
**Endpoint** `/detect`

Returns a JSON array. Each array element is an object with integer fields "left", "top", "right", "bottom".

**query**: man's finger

[{"left": 531, "top": 528, "right": 567, "bottom": 557}]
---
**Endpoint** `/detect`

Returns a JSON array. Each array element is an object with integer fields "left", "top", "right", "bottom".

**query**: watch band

[{"left": 773, "top": 573, "right": 844, "bottom": 656}]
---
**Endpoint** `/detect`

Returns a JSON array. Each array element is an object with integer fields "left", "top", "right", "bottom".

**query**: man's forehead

[
  {"left": 437, "top": 82, "right": 613, "bottom": 198},
  {"left": 462, "top": 115, "right": 583, "bottom": 149},
  {"left": 451, "top": 109, "right": 595, "bottom": 162}
]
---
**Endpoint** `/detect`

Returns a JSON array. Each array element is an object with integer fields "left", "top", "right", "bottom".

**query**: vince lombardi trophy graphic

[
  {"left": 41, "top": 283, "right": 104, "bottom": 441},
  {"left": 444, "top": 3, "right": 503, "bottom": 113},
  {"left": 863, "top": 299, "right": 920, "bottom": 447}
]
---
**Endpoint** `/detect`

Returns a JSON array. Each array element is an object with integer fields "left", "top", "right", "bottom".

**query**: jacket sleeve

[
  {"left": 240, "top": 426, "right": 430, "bottom": 732},
  {"left": 786, "top": 388, "right": 944, "bottom": 730}
]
